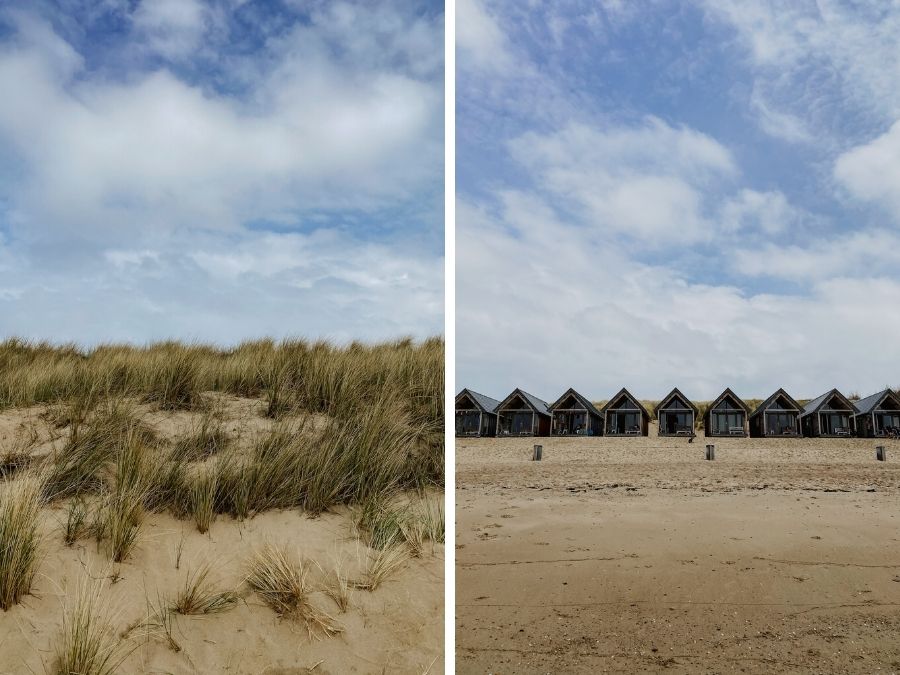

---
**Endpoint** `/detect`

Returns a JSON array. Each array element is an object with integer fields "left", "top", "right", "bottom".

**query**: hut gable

[
  {"left": 800, "top": 389, "right": 856, "bottom": 437},
  {"left": 854, "top": 389, "right": 900, "bottom": 415},
  {"left": 601, "top": 388, "right": 649, "bottom": 415},
  {"left": 801, "top": 389, "right": 854, "bottom": 416},
  {"left": 704, "top": 388, "right": 750, "bottom": 437},
  {"left": 600, "top": 388, "right": 650, "bottom": 436},
  {"left": 653, "top": 388, "right": 698, "bottom": 416},
  {"left": 749, "top": 388, "right": 802, "bottom": 437},
  {"left": 654, "top": 388, "right": 698, "bottom": 436},
  {"left": 708, "top": 388, "right": 750, "bottom": 414},
  {"left": 455, "top": 388, "right": 500, "bottom": 437},
  {"left": 852, "top": 389, "right": 900, "bottom": 438},
  {"left": 549, "top": 388, "right": 602, "bottom": 416},
  {"left": 456, "top": 388, "right": 500, "bottom": 414},
  {"left": 750, "top": 389, "right": 802, "bottom": 417},
  {"left": 548, "top": 388, "right": 603, "bottom": 436},
  {"left": 496, "top": 388, "right": 551, "bottom": 437}
]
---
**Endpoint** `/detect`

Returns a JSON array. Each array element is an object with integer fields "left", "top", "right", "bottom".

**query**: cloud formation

[
  {"left": 457, "top": 0, "right": 900, "bottom": 400},
  {"left": 0, "top": 1, "right": 444, "bottom": 344}
]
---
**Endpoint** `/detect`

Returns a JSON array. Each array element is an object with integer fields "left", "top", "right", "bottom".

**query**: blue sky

[
  {"left": 457, "top": 0, "right": 900, "bottom": 400},
  {"left": 0, "top": 0, "right": 444, "bottom": 345}
]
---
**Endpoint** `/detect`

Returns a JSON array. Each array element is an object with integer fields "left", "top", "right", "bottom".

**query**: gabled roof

[
  {"left": 496, "top": 388, "right": 550, "bottom": 416},
  {"left": 600, "top": 388, "right": 650, "bottom": 417},
  {"left": 801, "top": 389, "right": 855, "bottom": 417},
  {"left": 548, "top": 388, "right": 602, "bottom": 416},
  {"left": 706, "top": 388, "right": 750, "bottom": 414},
  {"left": 456, "top": 388, "right": 500, "bottom": 414},
  {"left": 749, "top": 388, "right": 802, "bottom": 418},
  {"left": 653, "top": 387, "right": 699, "bottom": 416},
  {"left": 853, "top": 389, "right": 900, "bottom": 416}
]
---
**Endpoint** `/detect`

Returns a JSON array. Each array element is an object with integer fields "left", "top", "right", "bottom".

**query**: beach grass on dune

[
  {"left": 1, "top": 337, "right": 442, "bottom": 513},
  {"left": 171, "top": 563, "right": 240, "bottom": 615},
  {"left": 0, "top": 474, "right": 44, "bottom": 610},
  {"left": 245, "top": 544, "right": 342, "bottom": 638},
  {"left": 49, "top": 577, "right": 128, "bottom": 675}
]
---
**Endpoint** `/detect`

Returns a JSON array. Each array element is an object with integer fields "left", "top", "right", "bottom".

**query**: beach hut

[
  {"left": 800, "top": 389, "right": 856, "bottom": 437},
  {"left": 852, "top": 389, "right": 900, "bottom": 438},
  {"left": 704, "top": 388, "right": 749, "bottom": 437},
  {"left": 748, "top": 388, "right": 802, "bottom": 437},
  {"left": 548, "top": 388, "right": 603, "bottom": 436},
  {"left": 653, "top": 388, "right": 698, "bottom": 436},
  {"left": 455, "top": 388, "right": 500, "bottom": 437},
  {"left": 600, "top": 388, "right": 650, "bottom": 436},
  {"left": 495, "top": 388, "right": 551, "bottom": 437}
]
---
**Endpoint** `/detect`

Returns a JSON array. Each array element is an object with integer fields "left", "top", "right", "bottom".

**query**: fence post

[
  {"left": 876, "top": 445, "right": 886, "bottom": 462},
  {"left": 705, "top": 444, "right": 715, "bottom": 461},
  {"left": 533, "top": 444, "right": 543, "bottom": 461}
]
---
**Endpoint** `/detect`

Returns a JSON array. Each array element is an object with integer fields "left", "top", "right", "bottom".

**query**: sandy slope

[
  {"left": 0, "top": 397, "right": 444, "bottom": 675},
  {"left": 456, "top": 427, "right": 900, "bottom": 674}
]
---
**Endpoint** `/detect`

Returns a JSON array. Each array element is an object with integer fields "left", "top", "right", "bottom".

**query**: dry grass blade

[
  {"left": 0, "top": 473, "right": 44, "bottom": 609},
  {"left": 172, "top": 563, "right": 240, "bottom": 615},
  {"left": 245, "top": 545, "right": 342, "bottom": 638},
  {"left": 353, "top": 533, "right": 412, "bottom": 592},
  {"left": 320, "top": 558, "right": 352, "bottom": 613},
  {"left": 49, "top": 576, "right": 128, "bottom": 675}
]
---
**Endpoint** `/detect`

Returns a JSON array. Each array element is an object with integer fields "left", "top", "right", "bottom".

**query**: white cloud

[
  {"left": 699, "top": 0, "right": 900, "bottom": 125},
  {"left": 507, "top": 118, "right": 736, "bottom": 243},
  {"left": 132, "top": 0, "right": 211, "bottom": 59},
  {"left": 0, "top": 4, "right": 443, "bottom": 344},
  {"left": 457, "top": 193, "right": 900, "bottom": 399},
  {"left": 1, "top": 228, "right": 442, "bottom": 344},
  {"left": 0, "top": 11, "right": 441, "bottom": 241},
  {"left": 456, "top": 0, "right": 514, "bottom": 73},
  {"left": 734, "top": 229, "right": 900, "bottom": 281},
  {"left": 720, "top": 189, "right": 801, "bottom": 235},
  {"left": 834, "top": 120, "right": 900, "bottom": 222},
  {"left": 749, "top": 86, "right": 814, "bottom": 145}
]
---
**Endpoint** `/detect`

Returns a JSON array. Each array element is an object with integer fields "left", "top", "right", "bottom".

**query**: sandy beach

[{"left": 456, "top": 427, "right": 900, "bottom": 674}]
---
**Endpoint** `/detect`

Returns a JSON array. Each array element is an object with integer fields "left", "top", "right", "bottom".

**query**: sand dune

[{"left": 0, "top": 396, "right": 444, "bottom": 674}]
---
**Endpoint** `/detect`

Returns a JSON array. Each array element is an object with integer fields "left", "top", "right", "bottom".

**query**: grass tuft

[
  {"left": 49, "top": 577, "right": 128, "bottom": 675},
  {"left": 353, "top": 533, "right": 412, "bottom": 592},
  {"left": 245, "top": 544, "right": 342, "bottom": 638},
  {"left": 171, "top": 563, "right": 240, "bottom": 615},
  {"left": 0, "top": 474, "right": 44, "bottom": 609}
]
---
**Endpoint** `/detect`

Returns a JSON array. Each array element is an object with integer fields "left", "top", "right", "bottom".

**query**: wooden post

[
  {"left": 705, "top": 444, "right": 715, "bottom": 460},
  {"left": 876, "top": 446, "right": 886, "bottom": 462},
  {"left": 533, "top": 444, "right": 543, "bottom": 461}
]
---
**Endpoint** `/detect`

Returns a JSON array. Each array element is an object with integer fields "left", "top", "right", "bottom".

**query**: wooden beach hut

[
  {"left": 703, "top": 388, "right": 749, "bottom": 437},
  {"left": 653, "top": 388, "right": 698, "bottom": 436},
  {"left": 852, "top": 389, "right": 900, "bottom": 438},
  {"left": 495, "top": 388, "right": 551, "bottom": 437},
  {"left": 455, "top": 388, "right": 500, "bottom": 437},
  {"left": 548, "top": 388, "right": 603, "bottom": 436},
  {"left": 600, "top": 388, "right": 650, "bottom": 436},
  {"left": 800, "top": 389, "right": 856, "bottom": 437},
  {"left": 749, "top": 388, "right": 802, "bottom": 437}
]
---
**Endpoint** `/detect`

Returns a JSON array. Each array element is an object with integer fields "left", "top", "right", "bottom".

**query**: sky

[
  {"left": 0, "top": 0, "right": 444, "bottom": 346},
  {"left": 457, "top": 0, "right": 900, "bottom": 402}
]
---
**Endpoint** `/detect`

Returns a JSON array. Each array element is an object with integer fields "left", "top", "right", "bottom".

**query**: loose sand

[
  {"left": 0, "top": 397, "right": 444, "bottom": 674},
  {"left": 457, "top": 426, "right": 900, "bottom": 674}
]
